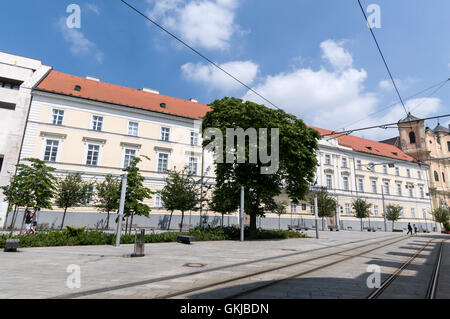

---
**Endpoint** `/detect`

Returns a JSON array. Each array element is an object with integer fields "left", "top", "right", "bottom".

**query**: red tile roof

[
  {"left": 310, "top": 126, "right": 416, "bottom": 163},
  {"left": 36, "top": 70, "right": 211, "bottom": 119}
]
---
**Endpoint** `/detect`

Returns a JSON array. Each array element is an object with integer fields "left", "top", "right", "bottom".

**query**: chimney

[
  {"left": 190, "top": 98, "right": 198, "bottom": 103},
  {"left": 142, "top": 88, "right": 159, "bottom": 94},
  {"left": 86, "top": 76, "right": 100, "bottom": 82}
]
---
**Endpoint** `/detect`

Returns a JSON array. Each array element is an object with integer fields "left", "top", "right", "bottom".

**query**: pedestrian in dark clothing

[
  {"left": 413, "top": 224, "right": 417, "bottom": 235},
  {"left": 407, "top": 223, "right": 413, "bottom": 235}
]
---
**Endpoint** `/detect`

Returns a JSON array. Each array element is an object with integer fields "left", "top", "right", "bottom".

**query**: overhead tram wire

[
  {"left": 409, "top": 79, "right": 450, "bottom": 113},
  {"left": 339, "top": 78, "right": 450, "bottom": 131},
  {"left": 357, "top": 0, "right": 408, "bottom": 117},
  {"left": 120, "top": 0, "right": 281, "bottom": 111},
  {"left": 321, "top": 113, "right": 450, "bottom": 138}
]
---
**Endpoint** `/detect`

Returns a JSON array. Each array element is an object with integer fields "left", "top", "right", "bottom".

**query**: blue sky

[{"left": 1, "top": 0, "right": 449, "bottom": 140}]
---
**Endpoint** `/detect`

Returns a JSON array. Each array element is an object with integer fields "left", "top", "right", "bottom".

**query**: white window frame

[
  {"left": 342, "top": 157, "right": 347, "bottom": 168},
  {"left": 374, "top": 205, "right": 379, "bottom": 216},
  {"left": 356, "top": 160, "right": 362, "bottom": 170},
  {"left": 42, "top": 139, "right": 60, "bottom": 162},
  {"left": 406, "top": 168, "right": 411, "bottom": 178},
  {"left": 345, "top": 203, "right": 351, "bottom": 216},
  {"left": 161, "top": 127, "right": 170, "bottom": 141},
  {"left": 290, "top": 201, "right": 297, "bottom": 214},
  {"left": 187, "top": 156, "right": 198, "bottom": 175},
  {"left": 343, "top": 176, "right": 349, "bottom": 190},
  {"left": 326, "top": 174, "right": 333, "bottom": 189},
  {"left": 395, "top": 167, "right": 400, "bottom": 176},
  {"left": 325, "top": 154, "right": 331, "bottom": 165},
  {"left": 358, "top": 178, "right": 364, "bottom": 192},
  {"left": 157, "top": 152, "right": 170, "bottom": 172},
  {"left": 155, "top": 193, "right": 164, "bottom": 208},
  {"left": 371, "top": 180, "right": 377, "bottom": 194},
  {"left": 384, "top": 182, "right": 390, "bottom": 195},
  {"left": 128, "top": 121, "right": 139, "bottom": 136},
  {"left": 85, "top": 144, "right": 101, "bottom": 166},
  {"left": 123, "top": 148, "right": 137, "bottom": 168},
  {"left": 51, "top": 109, "right": 65, "bottom": 126},
  {"left": 91, "top": 115, "right": 103, "bottom": 131},
  {"left": 190, "top": 131, "right": 199, "bottom": 146}
]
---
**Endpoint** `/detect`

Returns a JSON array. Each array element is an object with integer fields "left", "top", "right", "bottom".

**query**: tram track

[{"left": 160, "top": 234, "right": 409, "bottom": 299}]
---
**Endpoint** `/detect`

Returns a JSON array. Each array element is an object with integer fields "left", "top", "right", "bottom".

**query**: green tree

[
  {"left": 1, "top": 173, "right": 33, "bottom": 229},
  {"left": 386, "top": 204, "right": 402, "bottom": 231},
  {"left": 202, "top": 97, "right": 320, "bottom": 233},
  {"left": 55, "top": 173, "right": 92, "bottom": 230},
  {"left": 208, "top": 182, "right": 240, "bottom": 227},
  {"left": 95, "top": 174, "right": 121, "bottom": 230},
  {"left": 310, "top": 191, "right": 337, "bottom": 230},
  {"left": 432, "top": 207, "right": 450, "bottom": 230},
  {"left": 352, "top": 198, "right": 372, "bottom": 231},
  {"left": 122, "top": 157, "right": 153, "bottom": 234},
  {"left": 273, "top": 201, "right": 288, "bottom": 230},
  {"left": 160, "top": 168, "right": 199, "bottom": 232}
]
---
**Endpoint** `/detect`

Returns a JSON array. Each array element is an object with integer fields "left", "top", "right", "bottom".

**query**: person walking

[
  {"left": 407, "top": 222, "right": 413, "bottom": 235},
  {"left": 21, "top": 209, "right": 37, "bottom": 235},
  {"left": 413, "top": 224, "right": 417, "bottom": 235}
]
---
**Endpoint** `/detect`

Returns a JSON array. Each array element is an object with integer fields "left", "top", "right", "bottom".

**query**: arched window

[
  {"left": 443, "top": 172, "right": 446, "bottom": 183},
  {"left": 434, "top": 171, "right": 439, "bottom": 182},
  {"left": 409, "top": 131, "right": 416, "bottom": 144}
]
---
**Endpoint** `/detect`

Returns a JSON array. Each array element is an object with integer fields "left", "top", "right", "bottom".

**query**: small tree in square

[
  {"left": 160, "top": 167, "right": 199, "bottom": 232},
  {"left": 432, "top": 207, "right": 450, "bottom": 231},
  {"left": 1, "top": 173, "right": 34, "bottom": 229},
  {"left": 122, "top": 157, "right": 154, "bottom": 235},
  {"left": 273, "top": 201, "right": 288, "bottom": 230},
  {"left": 352, "top": 198, "right": 372, "bottom": 231},
  {"left": 310, "top": 191, "right": 337, "bottom": 230},
  {"left": 386, "top": 204, "right": 402, "bottom": 231},
  {"left": 55, "top": 173, "right": 92, "bottom": 230},
  {"left": 95, "top": 174, "right": 121, "bottom": 230},
  {"left": 208, "top": 182, "right": 239, "bottom": 227}
]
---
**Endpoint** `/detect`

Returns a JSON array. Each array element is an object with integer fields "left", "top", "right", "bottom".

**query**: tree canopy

[
  {"left": 202, "top": 97, "right": 320, "bottom": 232},
  {"left": 386, "top": 204, "right": 402, "bottom": 230},
  {"left": 95, "top": 174, "right": 121, "bottom": 229},
  {"left": 352, "top": 198, "right": 372, "bottom": 231}
]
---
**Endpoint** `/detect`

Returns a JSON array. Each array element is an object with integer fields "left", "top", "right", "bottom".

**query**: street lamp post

[
  {"left": 381, "top": 184, "right": 387, "bottom": 232},
  {"left": 115, "top": 173, "right": 128, "bottom": 247}
]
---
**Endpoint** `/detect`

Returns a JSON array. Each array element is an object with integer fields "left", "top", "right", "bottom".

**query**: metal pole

[
  {"left": 381, "top": 185, "right": 387, "bottom": 232},
  {"left": 314, "top": 194, "right": 319, "bottom": 239},
  {"left": 115, "top": 173, "right": 128, "bottom": 247},
  {"left": 240, "top": 186, "right": 244, "bottom": 242}
]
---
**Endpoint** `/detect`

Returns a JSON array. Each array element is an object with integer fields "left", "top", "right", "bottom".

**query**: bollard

[{"left": 131, "top": 229, "right": 145, "bottom": 257}]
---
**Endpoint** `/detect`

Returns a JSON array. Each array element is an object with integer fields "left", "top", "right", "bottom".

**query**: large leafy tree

[
  {"left": 160, "top": 168, "right": 199, "bottom": 232},
  {"left": 309, "top": 191, "right": 337, "bottom": 230},
  {"left": 95, "top": 174, "right": 121, "bottom": 229},
  {"left": 122, "top": 157, "right": 153, "bottom": 234},
  {"left": 202, "top": 97, "right": 320, "bottom": 233},
  {"left": 55, "top": 173, "right": 92, "bottom": 230},
  {"left": 352, "top": 198, "right": 372, "bottom": 231},
  {"left": 386, "top": 204, "right": 402, "bottom": 231}
]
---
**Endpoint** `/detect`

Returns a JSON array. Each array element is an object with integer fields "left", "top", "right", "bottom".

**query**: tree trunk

[
  {"left": 221, "top": 214, "right": 224, "bottom": 227},
  {"left": 249, "top": 212, "right": 257, "bottom": 235},
  {"left": 278, "top": 215, "right": 281, "bottom": 230},
  {"left": 106, "top": 211, "right": 110, "bottom": 230},
  {"left": 322, "top": 217, "right": 325, "bottom": 231},
  {"left": 392, "top": 221, "right": 394, "bottom": 231},
  {"left": 360, "top": 218, "right": 363, "bottom": 232},
  {"left": 10, "top": 205, "right": 18, "bottom": 229},
  {"left": 20, "top": 207, "right": 28, "bottom": 231},
  {"left": 125, "top": 217, "right": 129, "bottom": 235},
  {"left": 61, "top": 207, "right": 68, "bottom": 230},
  {"left": 168, "top": 211, "right": 174, "bottom": 230},
  {"left": 129, "top": 212, "right": 134, "bottom": 235},
  {"left": 180, "top": 211, "right": 185, "bottom": 233}
]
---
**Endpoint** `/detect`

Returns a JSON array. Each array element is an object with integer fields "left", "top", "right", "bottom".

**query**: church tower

[{"left": 397, "top": 112, "right": 427, "bottom": 161}]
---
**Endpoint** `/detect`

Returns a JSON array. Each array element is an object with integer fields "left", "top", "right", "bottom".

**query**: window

[
  {"left": 290, "top": 201, "right": 297, "bottom": 213},
  {"left": 411, "top": 208, "right": 415, "bottom": 218},
  {"left": 434, "top": 171, "right": 439, "bottom": 182},
  {"left": 384, "top": 182, "right": 390, "bottom": 195},
  {"left": 423, "top": 209, "right": 427, "bottom": 220},
  {"left": 383, "top": 165, "right": 388, "bottom": 174},
  {"left": 52, "top": 109, "right": 64, "bottom": 125},
  {"left": 406, "top": 169, "right": 411, "bottom": 178},
  {"left": 374, "top": 205, "right": 379, "bottom": 216},
  {"left": 343, "top": 176, "right": 349, "bottom": 190},
  {"left": 356, "top": 160, "right": 362, "bottom": 170},
  {"left": 0, "top": 101, "right": 16, "bottom": 110},
  {"left": 82, "top": 185, "right": 94, "bottom": 206},
  {"left": 0, "top": 77, "right": 22, "bottom": 90},
  {"left": 418, "top": 171, "right": 421, "bottom": 180},
  {"left": 420, "top": 187, "right": 424, "bottom": 198},
  {"left": 395, "top": 167, "right": 400, "bottom": 176},
  {"left": 44, "top": 140, "right": 59, "bottom": 162},
  {"left": 301, "top": 203, "right": 307, "bottom": 211},
  {"left": 123, "top": 149, "right": 136, "bottom": 168},
  {"left": 345, "top": 203, "right": 351, "bottom": 216},
  {"left": 448, "top": 141, "right": 450, "bottom": 152},
  {"left": 190, "top": 132, "right": 199, "bottom": 146},
  {"left": 409, "top": 131, "right": 416, "bottom": 144},
  {"left": 188, "top": 157, "right": 198, "bottom": 175},
  {"left": 92, "top": 116, "right": 103, "bottom": 131},
  {"left": 397, "top": 183, "right": 402, "bottom": 196},
  {"left": 155, "top": 193, "right": 164, "bottom": 208},
  {"left": 326, "top": 175, "right": 332, "bottom": 189},
  {"left": 325, "top": 154, "right": 331, "bottom": 165},
  {"left": 157, "top": 153, "right": 169, "bottom": 172},
  {"left": 342, "top": 157, "right": 347, "bottom": 168},
  {"left": 161, "top": 127, "right": 170, "bottom": 141},
  {"left": 358, "top": 178, "right": 364, "bottom": 192},
  {"left": 443, "top": 172, "right": 446, "bottom": 183},
  {"left": 0, "top": 155, "right": 3, "bottom": 173},
  {"left": 369, "top": 163, "right": 375, "bottom": 172},
  {"left": 400, "top": 209, "right": 404, "bottom": 217},
  {"left": 371, "top": 180, "right": 377, "bottom": 194},
  {"left": 86, "top": 144, "right": 100, "bottom": 166},
  {"left": 408, "top": 185, "right": 413, "bottom": 198},
  {"left": 128, "top": 122, "right": 139, "bottom": 136}
]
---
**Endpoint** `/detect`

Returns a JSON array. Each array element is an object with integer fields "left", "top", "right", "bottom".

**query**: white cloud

[
  {"left": 181, "top": 60, "right": 259, "bottom": 92},
  {"left": 87, "top": 4, "right": 100, "bottom": 15},
  {"left": 58, "top": 17, "right": 103, "bottom": 63},
  {"left": 146, "top": 0, "right": 240, "bottom": 50},
  {"left": 242, "top": 40, "right": 446, "bottom": 141},
  {"left": 320, "top": 39, "right": 353, "bottom": 71}
]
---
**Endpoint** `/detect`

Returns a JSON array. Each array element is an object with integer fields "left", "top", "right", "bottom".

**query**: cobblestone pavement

[{"left": 0, "top": 230, "right": 448, "bottom": 299}]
